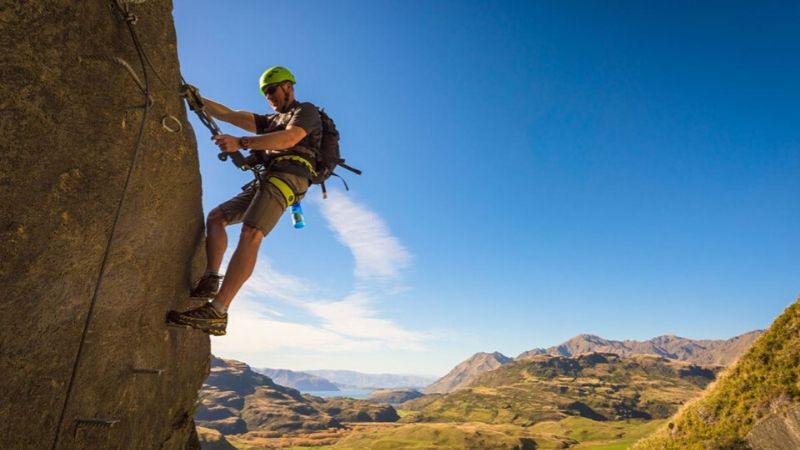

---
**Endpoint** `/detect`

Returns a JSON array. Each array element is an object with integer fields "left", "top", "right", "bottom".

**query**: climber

[{"left": 167, "top": 66, "right": 322, "bottom": 336}]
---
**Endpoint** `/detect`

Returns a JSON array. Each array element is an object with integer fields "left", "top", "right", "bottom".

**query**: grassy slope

[
  {"left": 633, "top": 298, "right": 800, "bottom": 450},
  {"left": 531, "top": 417, "right": 666, "bottom": 449},
  {"left": 401, "top": 354, "right": 716, "bottom": 425},
  {"left": 221, "top": 418, "right": 665, "bottom": 449},
  {"left": 326, "top": 419, "right": 665, "bottom": 450}
]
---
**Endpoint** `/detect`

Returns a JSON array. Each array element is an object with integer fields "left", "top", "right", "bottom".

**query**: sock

[
  {"left": 204, "top": 270, "right": 223, "bottom": 278},
  {"left": 210, "top": 301, "right": 228, "bottom": 315}
]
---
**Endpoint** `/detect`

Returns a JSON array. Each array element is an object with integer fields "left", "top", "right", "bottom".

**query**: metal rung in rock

[
  {"left": 75, "top": 417, "right": 119, "bottom": 429},
  {"left": 132, "top": 368, "right": 165, "bottom": 375}
]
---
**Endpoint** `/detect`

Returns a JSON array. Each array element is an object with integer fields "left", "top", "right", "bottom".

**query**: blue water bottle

[{"left": 291, "top": 202, "right": 305, "bottom": 229}]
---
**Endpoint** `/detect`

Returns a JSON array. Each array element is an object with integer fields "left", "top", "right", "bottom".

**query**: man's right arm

[{"left": 201, "top": 97, "right": 257, "bottom": 133}]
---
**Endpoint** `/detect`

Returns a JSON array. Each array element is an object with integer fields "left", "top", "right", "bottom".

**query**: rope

[
  {"left": 78, "top": 55, "right": 147, "bottom": 97},
  {"left": 51, "top": 1, "right": 154, "bottom": 448}
]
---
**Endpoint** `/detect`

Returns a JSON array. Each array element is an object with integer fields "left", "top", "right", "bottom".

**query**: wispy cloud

[
  {"left": 316, "top": 191, "right": 411, "bottom": 280},
  {"left": 306, "top": 292, "right": 426, "bottom": 350},
  {"left": 212, "top": 190, "right": 430, "bottom": 358},
  {"left": 236, "top": 259, "right": 318, "bottom": 307}
]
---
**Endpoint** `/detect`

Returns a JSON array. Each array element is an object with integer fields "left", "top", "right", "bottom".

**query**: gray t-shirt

[{"left": 253, "top": 101, "right": 322, "bottom": 160}]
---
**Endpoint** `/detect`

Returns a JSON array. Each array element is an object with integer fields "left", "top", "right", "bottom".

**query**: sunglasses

[{"left": 262, "top": 83, "right": 284, "bottom": 96}]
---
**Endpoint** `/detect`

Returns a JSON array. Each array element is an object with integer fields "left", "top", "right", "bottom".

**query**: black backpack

[{"left": 311, "top": 107, "right": 361, "bottom": 198}]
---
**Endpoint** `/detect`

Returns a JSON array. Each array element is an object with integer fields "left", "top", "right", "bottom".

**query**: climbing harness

[
  {"left": 272, "top": 154, "right": 317, "bottom": 178},
  {"left": 266, "top": 176, "right": 297, "bottom": 206}
]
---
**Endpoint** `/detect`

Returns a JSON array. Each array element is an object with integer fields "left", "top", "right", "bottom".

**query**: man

[{"left": 169, "top": 66, "right": 322, "bottom": 336}]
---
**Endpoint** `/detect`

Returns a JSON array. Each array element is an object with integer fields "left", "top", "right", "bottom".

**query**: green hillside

[
  {"left": 401, "top": 353, "right": 719, "bottom": 425},
  {"left": 321, "top": 419, "right": 666, "bottom": 450},
  {"left": 633, "top": 298, "right": 800, "bottom": 450}
]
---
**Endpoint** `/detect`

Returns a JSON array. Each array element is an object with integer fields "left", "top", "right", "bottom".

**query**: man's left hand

[{"left": 212, "top": 134, "right": 241, "bottom": 153}]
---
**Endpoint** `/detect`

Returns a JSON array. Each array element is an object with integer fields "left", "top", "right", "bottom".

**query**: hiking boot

[
  {"left": 190, "top": 273, "right": 223, "bottom": 299},
  {"left": 167, "top": 303, "right": 227, "bottom": 336}
]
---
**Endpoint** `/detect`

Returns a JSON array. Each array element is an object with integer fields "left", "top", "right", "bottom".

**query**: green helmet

[{"left": 259, "top": 66, "right": 296, "bottom": 93}]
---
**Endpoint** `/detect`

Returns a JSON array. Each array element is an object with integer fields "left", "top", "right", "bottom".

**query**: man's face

[{"left": 264, "top": 81, "right": 292, "bottom": 112}]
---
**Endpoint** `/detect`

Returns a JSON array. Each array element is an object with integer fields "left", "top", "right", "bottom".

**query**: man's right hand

[{"left": 212, "top": 134, "right": 242, "bottom": 153}]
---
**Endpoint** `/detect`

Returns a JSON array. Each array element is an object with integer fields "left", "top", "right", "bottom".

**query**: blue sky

[{"left": 173, "top": 0, "right": 799, "bottom": 375}]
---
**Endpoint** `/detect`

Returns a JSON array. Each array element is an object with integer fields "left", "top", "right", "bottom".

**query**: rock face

[
  {"left": 518, "top": 331, "right": 762, "bottom": 366},
  {"left": 425, "top": 352, "right": 512, "bottom": 394},
  {"left": 746, "top": 405, "right": 800, "bottom": 450},
  {"left": 0, "top": 2, "right": 209, "bottom": 449}
]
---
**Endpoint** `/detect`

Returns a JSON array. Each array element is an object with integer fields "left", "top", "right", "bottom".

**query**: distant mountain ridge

[
  {"left": 255, "top": 368, "right": 340, "bottom": 391},
  {"left": 428, "top": 331, "right": 761, "bottom": 394},
  {"left": 518, "top": 331, "right": 763, "bottom": 366},
  {"left": 306, "top": 369, "right": 438, "bottom": 389}
]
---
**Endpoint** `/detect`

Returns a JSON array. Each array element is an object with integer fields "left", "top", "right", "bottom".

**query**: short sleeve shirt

[{"left": 253, "top": 101, "right": 322, "bottom": 160}]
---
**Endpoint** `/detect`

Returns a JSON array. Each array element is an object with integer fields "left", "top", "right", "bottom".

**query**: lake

[{"left": 303, "top": 389, "right": 373, "bottom": 399}]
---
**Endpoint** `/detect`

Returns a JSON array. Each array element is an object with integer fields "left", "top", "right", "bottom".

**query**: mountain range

[
  {"left": 427, "top": 331, "right": 762, "bottom": 394},
  {"left": 305, "top": 369, "right": 438, "bottom": 389},
  {"left": 518, "top": 331, "right": 763, "bottom": 365},
  {"left": 406, "top": 353, "right": 720, "bottom": 425},
  {"left": 255, "top": 368, "right": 340, "bottom": 391}
]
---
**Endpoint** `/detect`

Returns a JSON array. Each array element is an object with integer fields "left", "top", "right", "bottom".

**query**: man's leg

[
  {"left": 205, "top": 207, "right": 229, "bottom": 273},
  {"left": 190, "top": 207, "right": 230, "bottom": 298},
  {"left": 212, "top": 224, "right": 265, "bottom": 310},
  {"left": 171, "top": 174, "right": 305, "bottom": 335}
]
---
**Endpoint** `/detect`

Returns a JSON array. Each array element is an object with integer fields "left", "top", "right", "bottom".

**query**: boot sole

[{"left": 166, "top": 311, "right": 227, "bottom": 336}]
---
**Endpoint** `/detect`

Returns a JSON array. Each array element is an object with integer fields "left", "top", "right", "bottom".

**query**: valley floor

[{"left": 212, "top": 417, "right": 666, "bottom": 450}]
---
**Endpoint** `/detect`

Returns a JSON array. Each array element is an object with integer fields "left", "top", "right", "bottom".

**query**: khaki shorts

[{"left": 217, "top": 171, "right": 310, "bottom": 235}]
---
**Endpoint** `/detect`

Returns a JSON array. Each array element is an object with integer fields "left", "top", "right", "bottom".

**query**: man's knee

[
  {"left": 208, "top": 207, "right": 228, "bottom": 227},
  {"left": 240, "top": 224, "right": 265, "bottom": 244}
]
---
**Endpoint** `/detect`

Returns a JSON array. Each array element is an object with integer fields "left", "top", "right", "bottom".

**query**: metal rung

[
  {"left": 75, "top": 417, "right": 120, "bottom": 428},
  {"left": 132, "top": 368, "right": 165, "bottom": 375}
]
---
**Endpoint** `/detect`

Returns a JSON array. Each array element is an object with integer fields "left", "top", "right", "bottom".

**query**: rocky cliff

[{"left": 0, "top": 2, "right": 209, "bottom": 449}]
